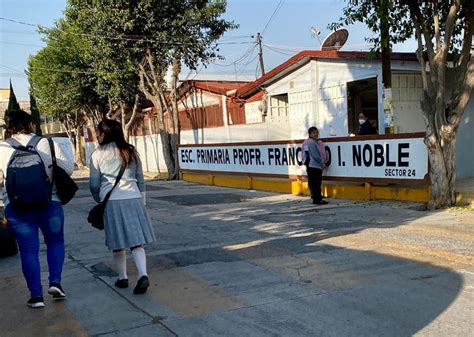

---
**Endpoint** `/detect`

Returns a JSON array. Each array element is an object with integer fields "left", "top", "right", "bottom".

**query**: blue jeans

[{"left": 5, "top": 201, "right": 65, "bottom": 298}]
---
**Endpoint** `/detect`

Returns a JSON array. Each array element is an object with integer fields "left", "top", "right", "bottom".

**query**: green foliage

[
  {"left": 64, "top": 0, "right": 142, "bottom": 108},
  {"left": 329, "top": 0, "right": 412, "bottom": 52},
  {"left": 28, "top": 19, "right": 105, "bottom": 122},
  {"left": 330, "top": 0, "right": 470, "bottom": 58},
  {"left": 4, "top": 81, "right": 21, "bottom": 128},
  {"left": 65, "top": 0, "right": 236, "bottom": 104},
  {"left": 7, "top": 81, "right": 21, "bottom": 112},
  {"left": 29, "top": 93, "right": 42, "bottom": 136},
  {"left": 28, "top": 0, "right": 235, "bottom": 148}
]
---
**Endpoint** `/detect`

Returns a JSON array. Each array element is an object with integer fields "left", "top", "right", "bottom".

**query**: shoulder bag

[
  {"left": 47, "top": 138, "right": 78, "bottom": 205},
  {"left": 87, "top": 163, "right": 126, "bottom": 230}
]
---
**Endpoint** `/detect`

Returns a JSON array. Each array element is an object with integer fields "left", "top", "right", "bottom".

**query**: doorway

[{"left": 347, "top": 78, "right": 378, "bottom": 135}]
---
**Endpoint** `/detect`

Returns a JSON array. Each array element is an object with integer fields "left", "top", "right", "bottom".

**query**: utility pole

[{"left": 257, "top": 32, "right": 265, "bottom": 77}]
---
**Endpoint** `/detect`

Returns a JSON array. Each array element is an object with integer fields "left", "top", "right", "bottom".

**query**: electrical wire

[
  {"left": 263, "top": 44, "right": 295, "bottom": 56},
  {"left": 0, "top": 41, "right": 43, "bottom": 48},
  {"left": 0, "top": 64, "right": 24, "bottom": 74},
  {"left": 210, "top": 44, "right": 257, "bottom": 67},
  {"left": 0, "top": 17, "right": 254, "bottom": 46},
  {"left": 261, "top": 0, "right": 284, "bottom": 35}
]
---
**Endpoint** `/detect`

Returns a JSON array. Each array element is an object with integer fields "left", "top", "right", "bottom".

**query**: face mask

[{"left": 358, "top": 119, "right": 365, "bottom": 125}]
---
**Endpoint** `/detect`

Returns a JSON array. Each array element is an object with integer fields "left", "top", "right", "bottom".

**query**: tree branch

[
  {"left": 433, "top": 1, "right": 440, "bottom": 51},
  {"left": 146, "top": 48, "right": 161, "bottom": 92},
  {"left": 443, "top": 4, "right": 474, "bottom": 130},
  {"left": 413, "top": 22, "right": 431, "bottom": 92},
  {"left": 443, "top": 1, "right": 460, "bottom": 57},
  {"left": 138, "top": 64, "right": 155, "bottom": 100},
  {"left": 451, "top": 57, "right": 474, "bottom": 130},
  {"left": 125, "top": 93, "right": 140, "bottom": 130},
  {"left": 405, "top": 1, "right": 436, "bottom": 62}
]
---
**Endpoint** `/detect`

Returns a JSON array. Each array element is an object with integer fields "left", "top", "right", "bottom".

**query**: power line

[
  {"left": 0, "top": 64, "right": 24, "bottom": 74},
  {"left": 0, "top": 17, "right": 36, "bottom": 27},
  {"left": 263, "top": 44, "right": 295, "bottom": 56},
  {"left": 265, "top": 47, "right": 293, "bottom": 57},
  {"left": 0, "top": 73, "right": 27, "bottom": 78},
  {"left": 0, "top": 40, "right": 43, "bottom": 48},
  {"left": 0, "top": 17, "right": 254, "bottom": 46},
  {"left": 210, "top": 44, "right": 257, "bottom": 67},
  {"left": 0, "top": 29, "right": 39, "bottom": 35},
  {"left": 261, "top": 0, "right": 284, "bottom": 35}
]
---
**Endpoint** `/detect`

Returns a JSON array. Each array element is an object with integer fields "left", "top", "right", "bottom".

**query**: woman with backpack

[
  {"left": 0, "top": 109, "right": 74, "bottom": 308},
  {"left": 89, "top": 119, "right": 155, "bottom": 295}
]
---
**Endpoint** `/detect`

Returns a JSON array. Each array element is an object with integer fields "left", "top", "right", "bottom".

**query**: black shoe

[
  {"left": 48, "top": 283, "right": 66, "bottom": 300},
  {"left": 27, "top": 296, "right": 45, "bottom": 308},
  {"left": 313, "top": 200, "right": 328, "bottom": 205},
  {"left": 133, "top": 276, "right": 150, "bottom": 294},
  {"left": 115, "top": 279, "right": 129, "bottom": 289}
]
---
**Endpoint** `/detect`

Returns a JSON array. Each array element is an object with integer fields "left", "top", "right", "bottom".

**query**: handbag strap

[
  {"left": 47, "top": 138, "right": 57, "bottom": 167},
  {"left": 102, "top": 163, "right": 126, "bottom": 206}
]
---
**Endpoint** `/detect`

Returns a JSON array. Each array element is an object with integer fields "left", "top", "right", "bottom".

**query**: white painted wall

[
  {"left": 82, "top": 58, "right": 472, "bottom": 179},
  {"left": 316, "top": 59, "right": 383, "bottom": 137},
  {"left": 180, "top": 120, "right": 292, "bottom": 144},
  {"left": 245, "top": 101, "right": 264, "bottom": 124},
  {"left": 265, "top": 62, "right": 313, "bottom": 95},
  {"left": 85, "top": 133, "right": 168, "bottom": 174}
]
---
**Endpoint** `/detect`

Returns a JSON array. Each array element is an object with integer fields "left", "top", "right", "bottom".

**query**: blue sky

[{"left": 0, "top": 0, "right": 417, "bottom": 100}]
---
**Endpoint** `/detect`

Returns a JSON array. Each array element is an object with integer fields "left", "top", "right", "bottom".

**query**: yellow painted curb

[
  {"left": 455, "top": 192, "right": 474, "bottom": 206},
  {"left": 182, "top": 172, "right": 431, "bottom": 203}
]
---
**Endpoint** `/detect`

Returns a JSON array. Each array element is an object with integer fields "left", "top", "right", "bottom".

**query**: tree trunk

[
  {"left": 123, "top": 94, "right": 140, "bottom": 143},
  {"left": 427, "top": 133, "right": 456, "bottom": 209},
  {"left": 169, "top": 133, "right": 179, "bottom": 180},
  {"left": 137, "top": 50, "right": 180, "bottom": 180},
  {"left": 75, "top": 125, "right": 85, "bottom": 169},
  {"left": 159, "top": 129, "right": 176, "bottom": 179},
  {"left": 165, "top": 57, "right": 181, "bottom": 180},
  {"left": 152, "top": 97, "right": 176, "bottom": 179},
  {"left": 379, "top": 0, "right": 393, "bottom": 134}
]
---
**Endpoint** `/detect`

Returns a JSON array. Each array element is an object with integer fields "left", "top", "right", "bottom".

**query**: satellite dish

[{"left": 321, "top": 28, "right": 349, "bottom": 51}]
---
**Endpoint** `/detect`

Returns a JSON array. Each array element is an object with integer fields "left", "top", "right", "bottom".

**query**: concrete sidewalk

[{"left": 0, "top": 180, "right": 473, "bottom": 336}]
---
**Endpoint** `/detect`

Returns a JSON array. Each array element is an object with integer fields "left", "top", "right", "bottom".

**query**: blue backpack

[{"left": 5, "top": 136, "right": 52, "bottom": 210}]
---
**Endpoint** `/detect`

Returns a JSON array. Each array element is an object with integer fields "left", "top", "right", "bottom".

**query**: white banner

[
  {"left": 52, "top": 137, "right": 75, "bottom": 163},
  {"left": 179, "top": 135, "right": 428, "bottom": 181}
]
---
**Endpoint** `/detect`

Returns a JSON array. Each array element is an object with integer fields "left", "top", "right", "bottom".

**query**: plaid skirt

[{"left": 104, "top": 198, "right": 156, "bottom": 250}]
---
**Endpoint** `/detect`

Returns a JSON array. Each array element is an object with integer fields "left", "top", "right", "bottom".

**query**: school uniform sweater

[{"left": 89, "top": 143, "right": 145, "bottom": 203}]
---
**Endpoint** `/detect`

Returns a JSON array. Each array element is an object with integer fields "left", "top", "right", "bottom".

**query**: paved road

[{"left": 0, "top": 180, "right": 473, "bottom": 337}]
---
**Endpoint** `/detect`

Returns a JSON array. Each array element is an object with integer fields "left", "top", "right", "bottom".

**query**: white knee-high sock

[
  {"left": 113, "top": 250, "right": 128, "bottom": 280},
  {"left": 132, "top": 247, "right": 147, "bottom": 278}
]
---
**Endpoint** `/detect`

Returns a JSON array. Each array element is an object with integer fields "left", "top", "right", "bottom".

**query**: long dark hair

[
  {"left": 6, "top": 109, "right": 34, "bottom": 135},
  {"left": 97, "top": 119, "right": 136, "bottom": 166}
]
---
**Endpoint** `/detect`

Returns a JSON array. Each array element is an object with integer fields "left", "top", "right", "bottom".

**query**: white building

[{"left": 178, "top": 50, "right": 473, "bottom": 179}]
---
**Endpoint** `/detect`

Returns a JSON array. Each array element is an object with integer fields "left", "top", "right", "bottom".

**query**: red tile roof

[
  {"left": 236, "top": 50, "right": 418, "bottom": 98},
  {"left": 181, "top": 80, "right": 249, "bottom": 96}
]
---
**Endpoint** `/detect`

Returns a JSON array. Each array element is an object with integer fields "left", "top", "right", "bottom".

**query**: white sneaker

[
  {"left": 27, "top": 297, "right": 45, "bottom": 308},
  {"left": 48, "top": 284, "right": 66, "bottom": 300}
]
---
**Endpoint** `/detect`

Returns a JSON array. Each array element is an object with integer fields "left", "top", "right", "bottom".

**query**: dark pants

[
  {"left": 6, "top": 201, "right": 65, "bottom": 297},
  {"left": 307, "top": 167, "right": 323, "bottom": 202}
]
